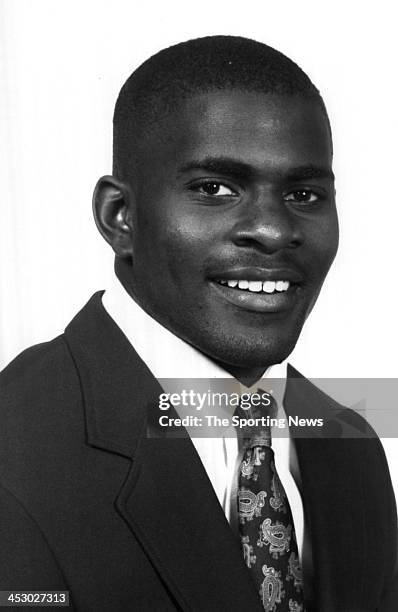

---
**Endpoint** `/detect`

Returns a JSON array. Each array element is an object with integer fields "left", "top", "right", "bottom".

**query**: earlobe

[{"left": 92, "top": 175, "right": 134, "bottom": 257}]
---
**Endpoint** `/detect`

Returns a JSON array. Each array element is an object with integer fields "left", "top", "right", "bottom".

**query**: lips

[{"left": 208, "top": 267, "right": 303, "bottom": 313}]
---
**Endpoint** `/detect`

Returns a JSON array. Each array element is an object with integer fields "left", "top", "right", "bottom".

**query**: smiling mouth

[
  {"left": 209, "top": 278, "right": 300, "bottom": 314},
  {"left": 215, "top": 279, "right": 291, "bottom": 294}
]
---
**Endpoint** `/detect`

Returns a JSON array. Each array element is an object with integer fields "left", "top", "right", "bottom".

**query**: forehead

[{"left": 144, "top": 90, "right": 333, "bottom": 176}]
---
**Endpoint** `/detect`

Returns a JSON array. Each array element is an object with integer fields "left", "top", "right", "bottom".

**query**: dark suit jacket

[{"left": 0, "top": 293, "right": 396, "bottom": 611}]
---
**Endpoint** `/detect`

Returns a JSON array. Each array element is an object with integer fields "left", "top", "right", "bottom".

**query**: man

[{"left": 0, "top": 36, "right": 396, "bottom": 611}]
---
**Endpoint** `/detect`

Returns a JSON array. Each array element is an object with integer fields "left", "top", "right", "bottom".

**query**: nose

[{"left": 231, "top": 192, "right": 302, "bottom": 254}]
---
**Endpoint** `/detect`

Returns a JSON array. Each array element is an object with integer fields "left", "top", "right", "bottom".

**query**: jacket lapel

[
  {"left": 65, "top": 293, "right": 263, "bottom": 611},
  {"left": 116, "top": 436, "right": 263, "bottom": 611}
]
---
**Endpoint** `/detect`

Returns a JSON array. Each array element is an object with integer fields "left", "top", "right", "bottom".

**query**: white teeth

[
  {"left": 263, "top": 281, "right": 276, "bottom": 293},
  {"left": 217, "top": 279, "right": 291, "bottom": 293},
  {"left": 277, "top": 280, "right": 290, "bottom": 292},
  {"left": 248, "top": 281, "right": 263, "bottom": 292}
]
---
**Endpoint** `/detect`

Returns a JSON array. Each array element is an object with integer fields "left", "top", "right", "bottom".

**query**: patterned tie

[{"left": 237, "top": 393, "right": 305, "bottom": 612}]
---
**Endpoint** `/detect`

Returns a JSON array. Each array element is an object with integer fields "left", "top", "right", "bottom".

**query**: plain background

[{"left": 1, "top": 0, "right": 397, "bottom": 494}]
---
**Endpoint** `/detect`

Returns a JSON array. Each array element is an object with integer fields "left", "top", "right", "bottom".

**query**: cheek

[
  {"left": 323, "top": 218, "right": 339, "bottom": 267},
  {"left": 162, "top": 226, "right": 212, "bottom": 285},
  {"left": 161, "top": 203, "right": 219, "bottom": 253},
  {"left": 135, "top": 205, "right": 215, "bottom": 279},
  {"left": 307, "top": 214, "right": 339, "bottom": 274}
]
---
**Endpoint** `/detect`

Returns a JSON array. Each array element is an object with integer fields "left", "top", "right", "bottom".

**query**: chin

[
  {"left": 198, "top": 324, "right": 303, "bottom": 372},
  {"left": 231, "top": 339, "right": 297, "bottom": 370}
]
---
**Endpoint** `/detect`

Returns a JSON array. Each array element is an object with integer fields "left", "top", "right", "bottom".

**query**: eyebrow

[
  {"left": 179, "top": 157, "right": 255, "bottom": 180},
  {"left": 285, "top": 165, "right": 335, "bottom": 182},
  {"left": 179, "top": 157, "right": 335, "bottom": 182}
]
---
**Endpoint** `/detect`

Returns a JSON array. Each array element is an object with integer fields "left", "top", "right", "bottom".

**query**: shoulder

[
  {"left": 1, "top": 335, "right": 71, "bottom": 386},
  {"left": 0, "top": 334, "right": 81, "bottom": 415},
  {"left": 0, "top": 335, "right": 84, "bottom": 475}
]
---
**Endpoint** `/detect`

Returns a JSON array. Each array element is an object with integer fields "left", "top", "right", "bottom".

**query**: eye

[
  {"left": 193, "top": 181, "right": 237, "bottom": 196},
  {"left": 284, "top": 189, "right": 319, "bottom": 203}
]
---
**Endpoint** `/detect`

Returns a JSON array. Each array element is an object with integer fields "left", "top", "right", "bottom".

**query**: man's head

[{"left": 94, "top": 36, "right": 338, "bottom": 382}]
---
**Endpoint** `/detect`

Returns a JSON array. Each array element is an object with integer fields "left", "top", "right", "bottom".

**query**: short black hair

[{"left": 113, "top": 35, "right": 329, "bottom": 178}]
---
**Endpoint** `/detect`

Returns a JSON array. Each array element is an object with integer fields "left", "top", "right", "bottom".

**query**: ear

[{"left": 92, "top": 175, "right": 134, "bottom": 257}]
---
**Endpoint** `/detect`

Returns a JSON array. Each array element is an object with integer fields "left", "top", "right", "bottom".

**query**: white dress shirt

[{"left": 102, "top": 277, "right": 305, "bottom": 558}]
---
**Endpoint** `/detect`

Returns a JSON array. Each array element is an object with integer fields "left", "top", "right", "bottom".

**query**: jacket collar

[{"left": 65, "top": 291, "right": 161, "bottom": 458}]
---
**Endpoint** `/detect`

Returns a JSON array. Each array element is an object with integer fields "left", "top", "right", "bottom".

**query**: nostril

[
  {"left": 232, "top": 226, "right": 302, "bottom": 252},
  {"left": 234, "top": 237, "right": 262, "bottom": 248},
  {"left": 233, "top": 236, "right": 300, "bottom": 253}
]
